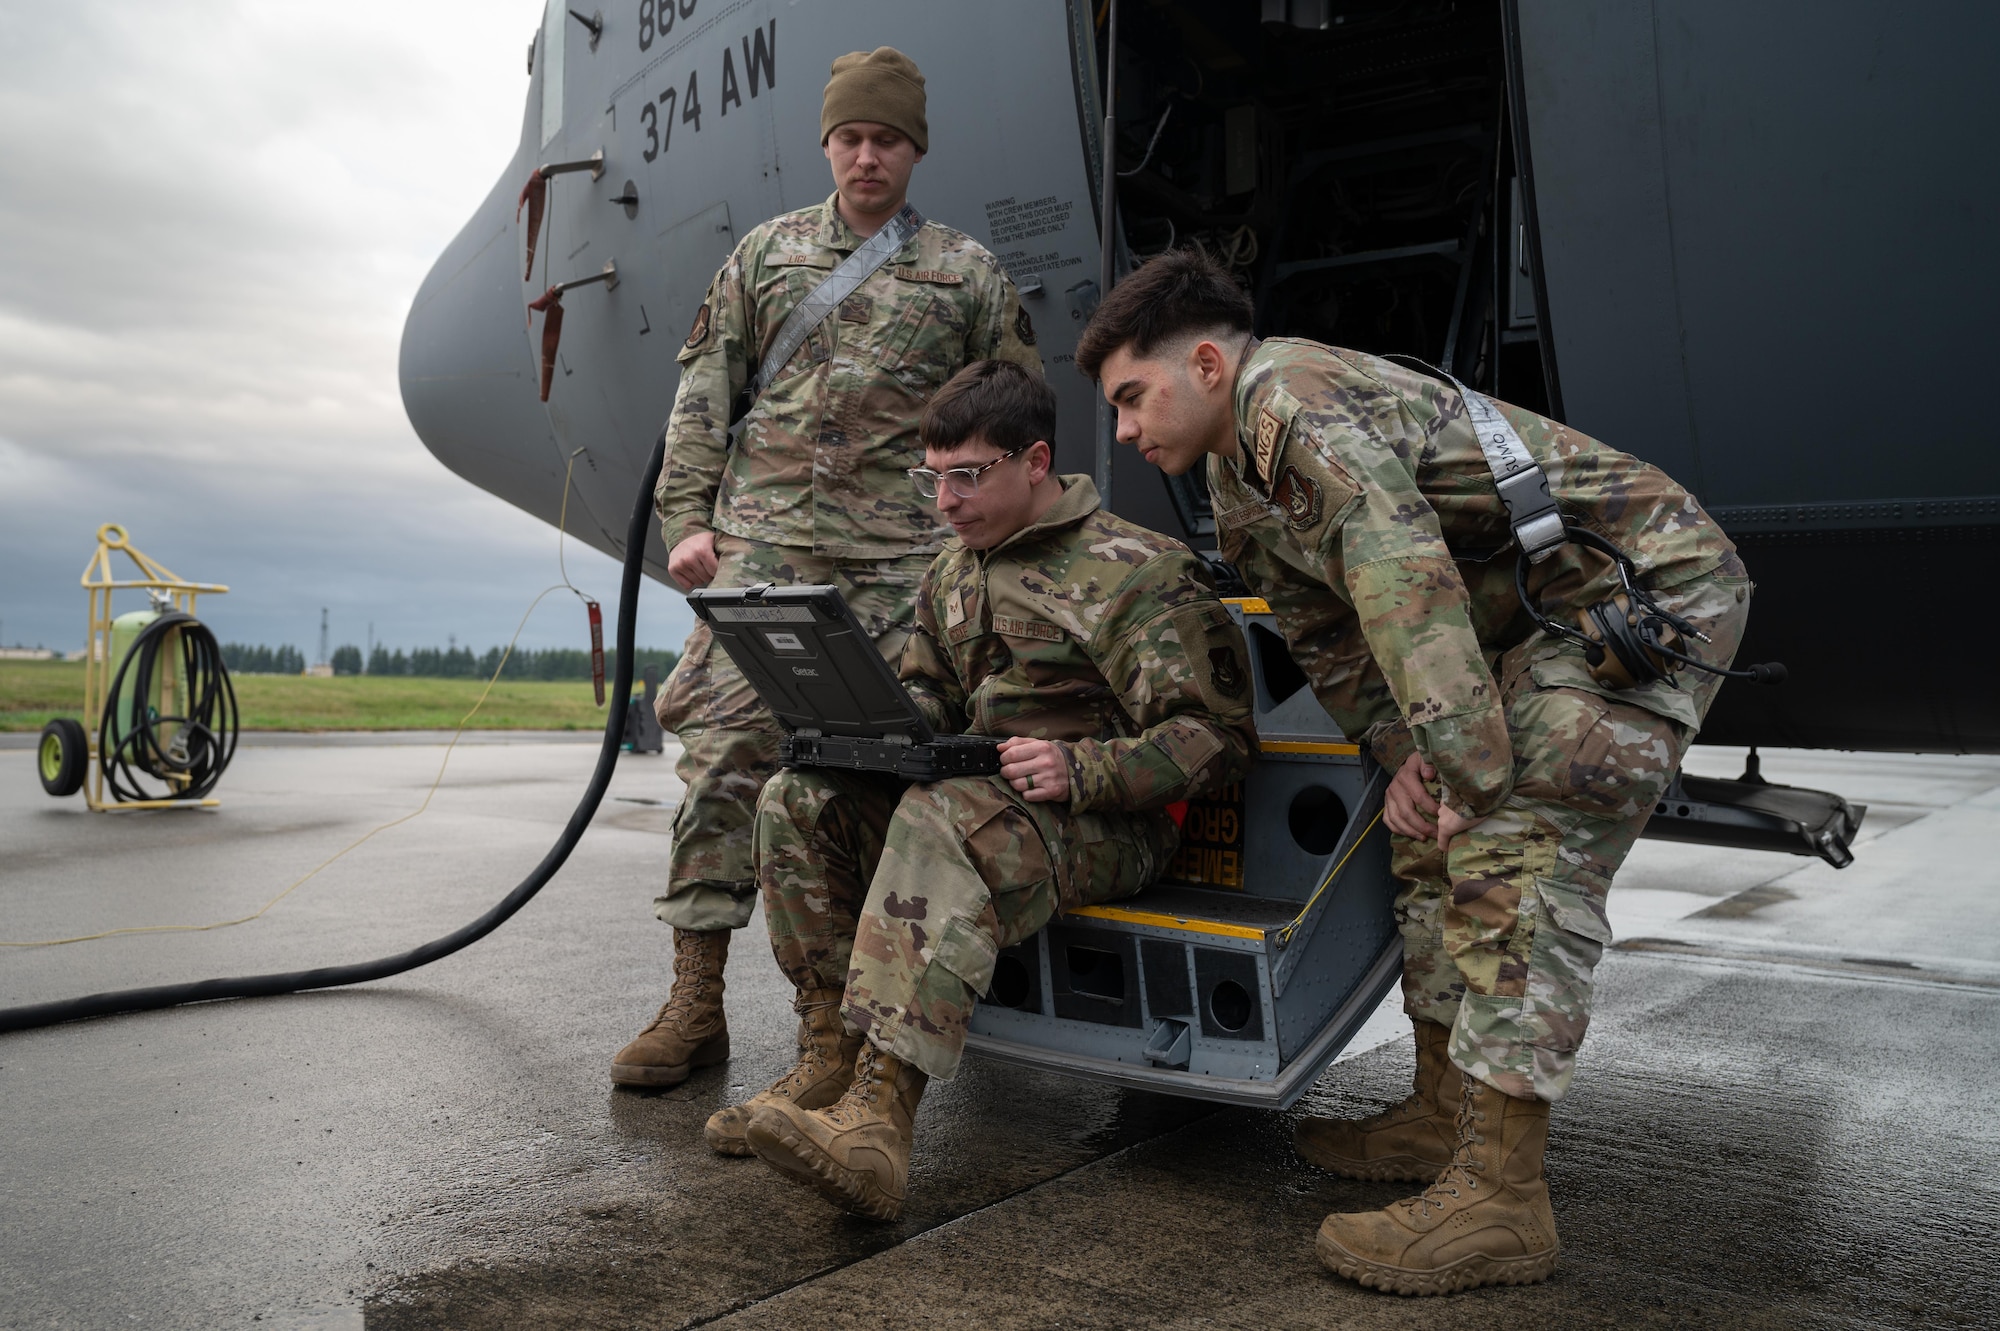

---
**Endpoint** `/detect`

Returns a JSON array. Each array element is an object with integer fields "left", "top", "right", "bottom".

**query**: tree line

[
  {"left": 221, "top": 644, "right": 308, "bottom": 675},
  {"left": 221, "top": 643, "right": 680, "bottom": 680}
]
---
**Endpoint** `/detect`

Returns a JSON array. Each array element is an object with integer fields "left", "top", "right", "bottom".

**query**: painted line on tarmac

[{"left": 1616, "top": 936, "right": 2000, "bottom": 992}]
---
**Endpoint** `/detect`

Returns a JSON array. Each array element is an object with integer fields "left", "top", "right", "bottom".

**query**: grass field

[{"left": 0, "top": 660, "right": 625, "bottom": 732}]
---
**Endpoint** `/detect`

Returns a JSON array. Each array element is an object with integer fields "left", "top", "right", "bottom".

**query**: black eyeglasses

[{"left": 907, "top": 445, "right": 1032, "bottom": 499}]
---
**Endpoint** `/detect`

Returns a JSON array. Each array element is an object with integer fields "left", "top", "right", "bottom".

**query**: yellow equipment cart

[{"left": 36, "top": 524, "right": 236, "bottom": 811}]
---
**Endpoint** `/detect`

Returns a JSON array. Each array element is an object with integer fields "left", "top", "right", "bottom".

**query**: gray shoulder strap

[
  {"left": 1382, "top": 354, "right": 1567, "bottom": 563},
  {"left": 750, "top": 202, "right": 924, "bottom": 398},
  {"left": 1452, "top": 376, "right": 1567, "bottom": 562}
]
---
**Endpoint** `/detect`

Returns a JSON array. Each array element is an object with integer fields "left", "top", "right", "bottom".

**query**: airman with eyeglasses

[
  {"left": 733, "top": 359, "right": 1257, "bottom": 1222},
  {"left": 906, "top": 444, "right": 1030, "bottom": 499}
]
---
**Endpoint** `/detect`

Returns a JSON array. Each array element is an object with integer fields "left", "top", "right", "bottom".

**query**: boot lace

[
  {"left": 766, "top": 997, "right": 851, "bottom": 1097},
  {"left": 818, "top": 1044, "right": 891, "bottom": 1129},
  {"left": 642, "top": 934, "right": 721, "bottom": 1032},
  {"left": 1404, "top": 1085, "right": 1488, "bottom": 1220}
]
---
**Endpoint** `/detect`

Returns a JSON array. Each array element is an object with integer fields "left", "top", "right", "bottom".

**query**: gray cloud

[{"left": 0, "top": 0, "right": 693, "bottom": 656}]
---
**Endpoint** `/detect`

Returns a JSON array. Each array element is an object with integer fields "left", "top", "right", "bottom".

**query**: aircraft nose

[{"left": 400, "top": 161, "right": 557, "bottom": 520}]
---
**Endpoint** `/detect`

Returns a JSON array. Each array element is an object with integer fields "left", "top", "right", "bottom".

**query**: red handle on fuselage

[{"left": 587, "top": 600, "right": 605, "bottom": 706}]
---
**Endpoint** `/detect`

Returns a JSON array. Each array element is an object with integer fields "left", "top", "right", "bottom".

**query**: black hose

[
  {"left": 0, "top": 434, "right": 666, "bottom": 1035},
  {"left": 98, "top": 609, "right": 238, "bottom": 803}
]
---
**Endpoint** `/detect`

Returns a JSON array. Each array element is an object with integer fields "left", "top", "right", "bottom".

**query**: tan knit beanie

[{"left": 821, "top": 47, "right": 928, "bottom": 153}]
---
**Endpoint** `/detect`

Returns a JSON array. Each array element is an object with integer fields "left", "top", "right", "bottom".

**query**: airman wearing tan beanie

[
  {"left": 622, "top": 35, "right": 1043, "bottom": 1126},
  {"left": 821, "top": 46, "right": 929, "bottom": 153}
]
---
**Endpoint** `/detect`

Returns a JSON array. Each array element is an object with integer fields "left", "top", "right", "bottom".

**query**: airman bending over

[
  {"left": 1078, "top": 249, "right": 1750, "bottom": 1295},
  {"left": 614, "top": 49, "right": 1042, "bottom": 1090}
]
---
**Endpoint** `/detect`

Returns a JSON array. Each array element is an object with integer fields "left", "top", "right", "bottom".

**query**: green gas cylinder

[{"left": 106, "top": 609, "right": 181, "bottom": 759}]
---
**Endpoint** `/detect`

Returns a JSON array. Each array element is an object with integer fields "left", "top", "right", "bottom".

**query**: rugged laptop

[{"left": 687, "top": 584, "right": 1003, "bottom": 782}]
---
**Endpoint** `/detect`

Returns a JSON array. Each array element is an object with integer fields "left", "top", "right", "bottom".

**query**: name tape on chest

[
  {"left": 992, "top": 614, "right": 1066, "bottom": 643},
  {"left": 893, "top": 266, "right": 963, "bottom": 285}
]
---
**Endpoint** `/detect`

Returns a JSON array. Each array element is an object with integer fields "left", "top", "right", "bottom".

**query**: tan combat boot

[
  {"left": 743, "top": 1043, "right": 928, "bottom": 1221},
  {"left": 704, "top": 988, "right": 861, "bottom": 1156},
  {"left": 1316, "top": 1078, "right": 1559, "bottom": 1296},
  {"left": 609, "top": 928, "right": 731, "bottom": 1088},
  {"left": 1295, "top": 1019, "right": 1461, "bottom": 1181}
]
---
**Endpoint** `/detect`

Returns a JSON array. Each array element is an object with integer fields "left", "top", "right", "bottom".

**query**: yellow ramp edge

[
  {"left": 1068, "top": 904, "right": 1268, "bottom": 940},
  {"left": 1259, "top": 740, "right": 1361, "bottom": 756},
  {"left": 1223, "top": 596, "right": 1272, "bottom": 614}
]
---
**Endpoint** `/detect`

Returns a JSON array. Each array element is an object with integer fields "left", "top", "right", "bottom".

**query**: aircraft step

[{"left": 1068, "top": 884, "right": 1307, "bottom": 947}]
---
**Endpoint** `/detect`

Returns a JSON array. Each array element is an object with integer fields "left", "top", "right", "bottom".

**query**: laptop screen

[{"left": 688, "top": 585, "right": 937, "bottom": 743}]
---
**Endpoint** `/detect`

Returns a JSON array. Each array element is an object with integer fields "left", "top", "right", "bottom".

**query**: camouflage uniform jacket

[
  {"left": 901, "top": 475, "right": 1257, "bottom": 815},
  {"left": 656, "top": 193, "right": 1044, "bottom": 559},
  {"left": 1210, "top": 338, "right": 1736, "bottom": 820}
]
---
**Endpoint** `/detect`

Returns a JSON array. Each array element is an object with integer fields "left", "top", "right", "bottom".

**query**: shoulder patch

[
  {"left": 1272, "top": 464, "right": 1323, "bottom": 530},
  {"left": 1254, "top": 407, "right": 1288, "bottom": 482},
  {"left": 1014, "top": 306, "right": 1037, "bottom": 346},
  {"left": 1208, "top": 645, "right": 1247, "bottom": 697},
  {"left": 684, "top": 302, "right": 711, "bottom": 351},
  {"left": 894, "top": 266, "right": 965, "bottom": 285}
]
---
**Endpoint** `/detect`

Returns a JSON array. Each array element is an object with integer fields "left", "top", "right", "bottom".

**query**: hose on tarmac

[
  {"left": 0, "top": 433, "right": 666, "bottom": 1036},
  {"left": 98, "top": 610, "right": 238, "bottom": 804}
]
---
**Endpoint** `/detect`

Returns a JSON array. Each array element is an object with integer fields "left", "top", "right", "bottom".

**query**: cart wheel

[{"left": 38, "top": 718, "right": 87, "bottom": 797}]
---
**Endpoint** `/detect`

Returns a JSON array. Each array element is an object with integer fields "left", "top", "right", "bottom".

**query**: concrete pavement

[{"left": 2, "top": 737, "right": 1994, "bottom": 1328}]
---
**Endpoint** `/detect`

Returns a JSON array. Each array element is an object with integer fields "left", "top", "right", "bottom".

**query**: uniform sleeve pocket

[{"left": 932, "top": 915, "right": 999, "bottom": 995}]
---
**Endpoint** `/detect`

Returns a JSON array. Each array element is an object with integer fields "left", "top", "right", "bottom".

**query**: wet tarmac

[{"left": 3, "top": 738, "right": 1996, "bottom": 1329}]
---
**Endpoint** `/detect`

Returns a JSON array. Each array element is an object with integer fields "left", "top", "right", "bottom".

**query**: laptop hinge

[{"left": 794, "top": 727, "right": 821, "bottom": 740}]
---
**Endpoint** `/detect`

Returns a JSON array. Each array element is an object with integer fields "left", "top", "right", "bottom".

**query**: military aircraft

[{"left": 398, "top": 0, "right": 1999, "bottom": 1104}]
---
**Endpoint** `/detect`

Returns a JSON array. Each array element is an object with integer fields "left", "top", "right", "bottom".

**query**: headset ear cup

[
  {"left": 1580, "top": 598, "right": 1652, "bottom": 689},
  {"left": 1579, "top": 603, "right": 1627, "bottom": 689}
]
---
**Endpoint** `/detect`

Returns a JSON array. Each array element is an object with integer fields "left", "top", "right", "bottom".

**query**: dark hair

[
  {"left": 919, "top": 359, "right": 1057, "bottom": 455},
  {"left": 1074, "top": 248, "right": 1255, "bottom": 380}
]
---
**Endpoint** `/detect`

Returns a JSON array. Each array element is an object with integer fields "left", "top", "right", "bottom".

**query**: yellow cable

[
  {"left": 1275, "top": 808, "right": 1385, "bottom": 949},
  {"left": 5, "top": 455, "right": 605, "bottom": 950}
]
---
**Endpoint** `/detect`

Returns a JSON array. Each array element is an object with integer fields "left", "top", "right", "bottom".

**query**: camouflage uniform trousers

[
  {"left": 755, "top": 767, "right": 1180, "bottom": 1080},
  {"left": 652, "top": 534, "right": 932, "bottom": 931},
  {"left": 1392, "top": 557, "right": 1753, "bottom": 1102}
]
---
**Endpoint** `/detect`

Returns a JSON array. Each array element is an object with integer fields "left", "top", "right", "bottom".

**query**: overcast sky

[{"left": 0, "top": 0, "right": 693, "bottom": 657}]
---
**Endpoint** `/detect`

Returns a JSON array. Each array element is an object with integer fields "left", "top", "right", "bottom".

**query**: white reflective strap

[
  {"left": 1462, "top": 387, "right": 1537, "bottom": 481},
  {"left": 1449, "top": 376, "right": 1567, "bottom": 563},
  {"left": 750, "top": 203, "right": 925, "bottom": 398}
]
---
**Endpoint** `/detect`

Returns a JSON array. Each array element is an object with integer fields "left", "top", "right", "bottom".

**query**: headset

[
  {"left": 1380, "top": 355, "right": 1789, "bottom": 694},
  {"left": 1515, "top": 525, "right": 1786, "bottom": 690}
]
